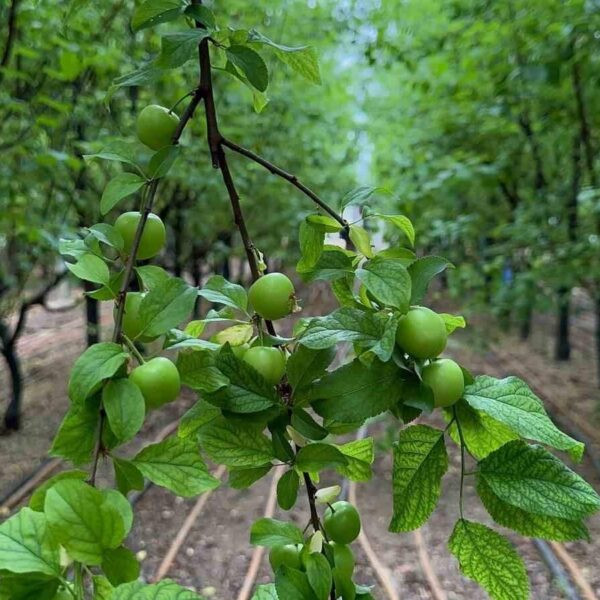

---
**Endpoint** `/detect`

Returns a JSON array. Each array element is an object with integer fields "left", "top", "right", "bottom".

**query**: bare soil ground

[{"left": 1, "top": 283, "right": 599, "bottom": 599}]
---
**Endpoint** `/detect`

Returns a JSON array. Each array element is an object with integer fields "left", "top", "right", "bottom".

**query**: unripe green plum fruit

[
  {"left": 248, "top": 272, "right": 295, "bottom": 320},
  {"left": 422, "top": 358, "right": 464, "bottom": 408},
  {"left": 116, "top": 292, "right": 157, "bottom": 343},
  {"left": 136, "top": 104, "right": 179, "bottom": 150},
  {"left": 396, "top": 306, "right": 447, "bottom": 359},
  {"left": 243, "top": 346, "right": 286, "bottom": 385},
  {"left": 115, "top": 211, "right": 166, "bottom": 260},
  {"left": 330, "top": 542, "right": 355, "bottom": 577},
  {"left": 129, "top": 356, "right": 180, "bottom": 410},
  {"left": 268, "top": 544, "right": 302, "bottom": 572},
  {"left": 323, "top": 501, "right": 361, "bottom": 544}
]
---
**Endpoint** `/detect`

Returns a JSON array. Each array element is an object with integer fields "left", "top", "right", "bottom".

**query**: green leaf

[
  {"left": 408, "top": 256, "right": 453, "bottom": 304},
  {"left": 447, "top": 400, "right": 518, "bottom": 460},
  {"left": 45, "top": 480, "right": 128, "bottom": 565},
  {"left": 340, "top": 185, "right": 392, "bottom": 209},
  {"left": 277, "top": 470, "right": 300, "bottom": 510},
  {"left": 100, "top": 173, "right": 146, "bottom": 215},
  {"left": 299, "top": 308, "right": 385, "bottom": 350},
  {"left": 275, "top": 565, "right": 317, "bottom": 600},
  {"left": 227, "top": 45, "right": 269, "bottom": 91},
  {"left": 297, "top": 246, "right": 355, "bottom": 282},
  {"left": 305, "top": 553, "right": 332, "bottom": 600},
  {"left": 138, "top": 276, "right": 197, "bottom": 338},
  {"left": 305, "top": 214, "right": 343, "bottom": 232},
  {"left": 229, "top": 465, "right": 272, "bottom": 489},
  {"left": 250, "top": 518, "right": 304, "bottom": 548},
  {"left": 295, "top": 443, "right": 348, "bottom": 471},
  {"left": 198, "top": 275, "right": 248, "bottom": 312},
  {"left": 349, "top": 225, "right": 373, "bottom": 258},
  {"left": 463, "top": 376, "right": 584, "bottom": 461},
  {"left": 198, "top": 417, "right": 275, "bottom": 468},
  {"left": 66, "top": 253, "right": 110, "bottom": 286},
  {"left": 389, "top": 425, "right": 448, "bottom": 532},
  {"left": 50, "top": 399, "right": 100, "bottom": 465},
  {"left": 184, "top": 4, "right": 216, "bottom": 28},
  {"left": 448, "top": 519, "right": 528, "bottom": 600},
  {"left": 477, "top": 441, "right": 600, "bottom": 520},
  {"left": 477, "top": 476, "right": 589, "bottom": 542},
  {"left": 439, "top": 313, "right": 466, "bottom": 334},
  {"left": 68, "top": 343, "right": 129, "bottom": 404},
  {"left": 148, "top": 145, "right": 180, "bottom": 179},
  {"left": 0, "top": 575, "right": 59, "bottom": 600},
  {"left": 93, "top": 575, "right": 115, "bottom": 600},
  {"left": 176, "top": 349, "right": 228, "bottom": 394},
  {"left": 87, "top": 224, "right": 124, "bottom": 251},
  {"left": 251, "top": 583, "right": 278, "bottom": 600},
  {"left": 311, "top": 358, "right": 405, "bottom": 423},
  {"left": 135, "top": 264, "right": 170, "bottom": 291},
  {"left": 291, "top": 408, "right": 328, "bottom": 441},
  {"left": 178, "top": 398, "right": 221, "bottom": 438},
  {"left": 297, "top": 220, "right": 325, "bottom": 271},
  {"left": 0, "top": 508, "right": 60, "bottom": 576},
  {"left": 375, "top": 213, "right": 415, "bottom": 246},
  {"left": 102, "top": 379, "right": 145, "bottom": 444},
  {"left": 110, "top": 64, "right": 165, "bottom": 91},
  {"left": 83, "top": 140, "right": 143, "bottom": 169},
  {"left": 102, "top": 546, "right": 140, "bottom": 585},
  {"left": 112, "top": 457, "right": 145, "bottom": 496},
  {"left": 29, "top": 469, "right": 88, "bottom": 511},
  {"left": 287, "top": 346, "right": 335, "bottom": 392},
  {"left": 204, "top": 347, "right": 279, "bottom": 413},
  {"left": 335, "top": 438, "right": 374, "bottom": 482},
  {"left": 132, "top": 436, "right": 220, "bottom": 497},
  {"left": 112, "top": 579, "right": 203, "bottom": 599},
  {"left": 157, "top": 30, "right": 211, "bottom": 68},
  {"left": 356, "top": 257, "right": 411, "bottom": 311},
  {"left": 132, "top": 0, "right": 185, "bottom": 32}
]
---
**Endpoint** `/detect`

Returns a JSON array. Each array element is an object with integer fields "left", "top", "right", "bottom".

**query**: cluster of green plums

[
  {"left": 269, "top": 501, "right": 361, "bottom": 599},
  {"left": 396, "top": 306, "right": 464, "bottom": 407}
]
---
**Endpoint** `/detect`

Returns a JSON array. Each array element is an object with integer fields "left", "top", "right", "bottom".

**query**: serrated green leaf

[
  {"left": 177, "top": 349, "right": 229, "bottom": 394},
  {"left": 311, "top": 358, "right": 405, "bottom": 423},
  {"left": 157, "top": 30, "right": 211, "bottom": 68},
  {"left": 356, "top": 257, "right": 411, "bottom": 311},
  {"left": 477, "top": 477, "right": 589, "bottom": 542},
  {"left": 439, "top": 313, "right": 466, "bottom": 334},
  {"left": 448, "top": 519, "right": 528, "bottom": 600},
  {"left": 408, "top": 256, "right": 452, "bottom": 304},
  {"left": 0, "top": 508, "right": 61, "bottom": 576},
  {"left": 275, "top": 565, "right": 317, "bottom": 600},
  {"left": 50, "top": 398, "right": 100, "bottom": 465},
  {"left": 29, "top": 469, "right": 88, "bottom": 511},
  {"left": 102, "top": 379, "right": 145, "bottom": 444},
  {"left": 250, "top": 518, "right": 304, "bottom": 547},
  {"left": 93, "top": 575, "right": 114, "bottom": 600},
  {"left": 277, "top": 469, "right": 300, "bottom": 510},
  {"left": 299, "top": 308, "right": 385, "bottom": 350},
  {"left": 340, "top": 185, "right": 392, "bottom": 210},
  {"left": 198, "top": 416, "right": 274, "bottom": 468},
  {"left": 198, "top": 275, "right": 248, "bottom": 312},
  {"left": 87, "top": 224, "right": 124, "bottom": 251},
  {"left": 375, "top": 213, "right": 415, "bottom": 246},
  {"left": 287, "top": 346, "right": 335, "bottom": 392},
  {"left": 135, "top": 264, "right": 170, "bottom": 291},
  {"left": 349, "top": 225, "right": 373, "bottom": 258},
  {"left": 229, "top": 464, "right": 272, "bottom": 489},
  {"left": 295, "top": 443, "right": 348, "bottom": 471},
  {"left": 464, "top": 376, "right": 584, "bottom": 461},
  {"left": 297, "top": 246, "right": 355, "bottom": 282},
  {"left": 102, "top": 546, "right": 140, "bottom": 585},
  {"left": 83, "top": 140, "right": 143, "bottom": 169},
  {"left": 138, "top": 277, "right": 197, "bottom": 338},
  {"left": 335, "top": 437, "right": 374, "bottom": 482},
  {"left": 148, "top": 145, "right": 180, "bottom": 179},
  {"left": 447, "top": 400, "right": 517, "bottom": 460},
  {"left": 112, "top": 457, "right": 145, "bottom": 496},
  {"left": 178, "top": 398, "right": 221, "bottom": 438},
  {"left": 67, "top": 342, "right": 129, "bottom": 404},
  {"left": 290, "top": 408, "right": 328, "bottom": 441},
  {"left": 251, "top": 583, "right": 278, "bottom": 599},
  {"left": 305, "top": 553, "right": 332, "bottom": 600},
  {"left": 227, "top": 45, "right": 268, "bottom": 91},
  {"left": 100, "top": 173, "right": 146, "bottom": 215},
  {"left": 112, "top": 579, "right": 202, "bottom": 599},
  {"left": 297, "top": 220, "right": 325, "bottom": 271},
  {"left": 184, "top": 4, "right": 215, "bottom": 28},
  {"left": 45, "top": 480, "right": 127, "bottom": 565},
  {"left": 478, "top": 441, "right": 600, "bottom": 520},
  {"left": 389, "top": 425, "right": 448, "bottom": 532},
  {"left": 132, "top": 0, "right": 185, "bottom": 32},
  {"left": 66, "top": 253, "right": 110, "bottom": 286},
  {"left": 133, "top": 436, "right": 220, "bottom": 497}
]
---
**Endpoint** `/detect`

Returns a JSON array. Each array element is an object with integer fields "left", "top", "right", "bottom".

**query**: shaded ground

[{"left": 1, "top": 283, "right": 599, "bottom": 598}]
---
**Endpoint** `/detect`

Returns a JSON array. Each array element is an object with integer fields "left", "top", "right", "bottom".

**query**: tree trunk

[
  {"left": 0, "top": 320, "right": 22, "bottom": 431},
  {"left": 555, "top": 287, "right": 571, "bottom": 361},
  {"left": 519, "top": 305, "right": 532, "bottom": 341},
  {"left": 595, "top": 296, "right": 600, "bottom": 388},
  {"left": 84, "top": 281, "right": 100, "bottom": 346}
]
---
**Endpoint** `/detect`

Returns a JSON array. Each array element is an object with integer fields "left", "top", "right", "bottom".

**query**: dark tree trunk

[
  {"left": 555, "top": 287, "right": 571, "bottom": 361},
  {"left": 519, "top": 304, "right": 532, "bottom": 341},
  {"left": 0, "top": 320, "right": 22, "bottom": 431},
  {"left": 595, "top": 296, "right": 600, "bottom": 388}
]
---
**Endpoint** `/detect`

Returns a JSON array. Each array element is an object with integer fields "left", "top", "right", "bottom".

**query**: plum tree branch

[{"left": 221, "top": 137, "right": 348, "bottom": 230}]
